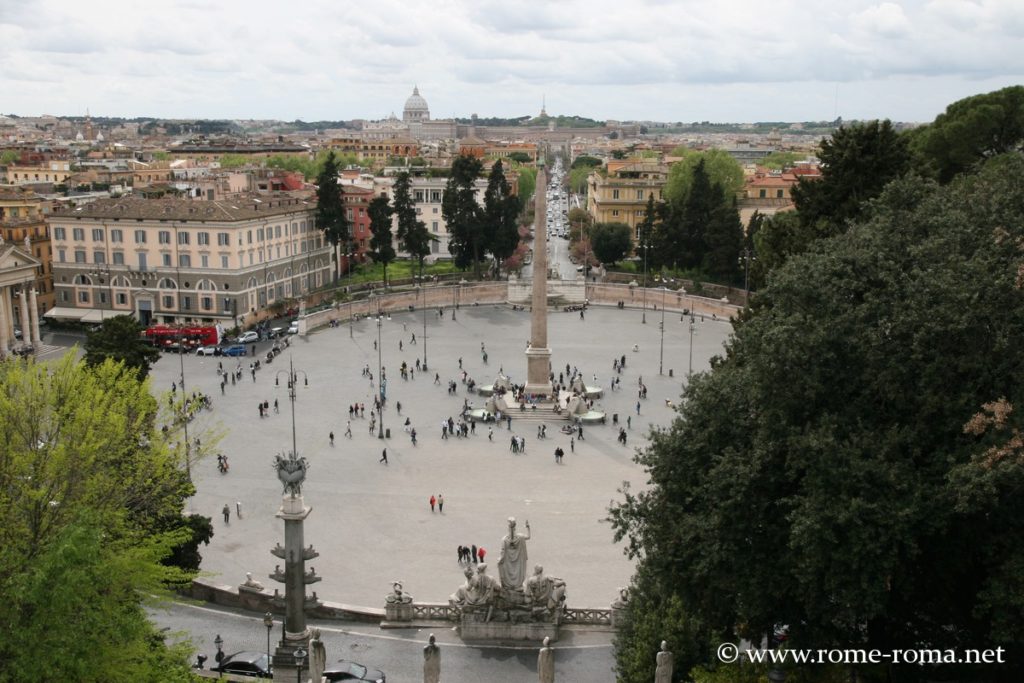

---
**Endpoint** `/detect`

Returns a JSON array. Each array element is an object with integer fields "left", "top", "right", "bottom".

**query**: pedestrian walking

[
  {"left": 329, "top": 431, "right": 335, "bottom": 445},
  {"left": 430, "top": 495, "right": 436, "bottom": 513},
  {"left": 577, "top": 425, "right": 584, "bottom": 440},
  {"left": 222, "top": 504, "right": 230, "bottom": 524},
  {"left": 438, "top": 494, "right": 444, "bottom": 513},
  {"left": 627, "top": 415, "right": 631, "bottom": 430},
  {"left": 396, "top": 401, "right": 402, "bottom": 414},
  {"left": 488, "top": 427, "right": 493, "bottom": 441},
  {"left": 477, "top": 547, "right": 486, "bottom": 563},
  {"left": 274, "top": 398, "right": 279, "bottom": 413},
  {"left": 471, "top": 544, "right": 478, "bottom": 564},
  {"left": 380, "top": 448, "right": 388, "bottom": 464},
  {"left": 570, "top": 437, "right": 575, "bottom": 453},
  {"left": 345, "top": 421, "right": 352, "bottom": 438}
]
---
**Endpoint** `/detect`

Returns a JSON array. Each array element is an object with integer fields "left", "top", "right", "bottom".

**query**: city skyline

[{"left": 1, "top": 0, "right": 1023, "bottom": 124}]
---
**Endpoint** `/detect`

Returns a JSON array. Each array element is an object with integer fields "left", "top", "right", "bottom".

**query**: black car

[
  {"left": 323, "top": 659, "right": 386, "bottom": 682},
  {"left": 210, "top": 651, "right": 272, "bottom": 678}
]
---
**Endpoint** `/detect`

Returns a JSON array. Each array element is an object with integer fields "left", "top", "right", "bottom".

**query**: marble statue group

[{"left": 449, "top": 517, "right": 567, "bottom": 623}]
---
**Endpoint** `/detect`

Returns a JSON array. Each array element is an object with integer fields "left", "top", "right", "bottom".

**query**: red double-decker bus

[{"left": 143, "top": 325, "right": 221, "bottom": 350}]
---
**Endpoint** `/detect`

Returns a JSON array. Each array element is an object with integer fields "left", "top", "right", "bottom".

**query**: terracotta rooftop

[{"left": 51, "top": 195, "right": 315, "bottom": 222}]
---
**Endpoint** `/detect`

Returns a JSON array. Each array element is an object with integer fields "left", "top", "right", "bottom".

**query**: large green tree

[
  {"left": 443, "top": 155, "right": 485, "bottom": 276},
  {"left": 367, "top": 195, "right": 396, "bottom": 286},
  {"left": 610, "top": 156, "right": 1024, "bottom": 682},
  {"left": 314, "top": 150, "right": 349, "bottom": 280},
  {"left": 663, "top": 148, "right": 744, "bottom": 207},
  {"left": 0, "top": 356, "right": 198, "bottom": 681},
  {"left": 910, "top": 85, "right": 1024, "bottom": 183},
  {"left": 701, "top": 197, "right": 743, "bottom": 283},
  {"left": 484, "top": 161, "right": 521, "bottom": 276},
  {"left": 84, "top": 314, "right": 161, "bottom": 379},
  {"left": 790, "top": 119, "right": 909, "bottom": 237},
  {"left": 589, "top": 222, "right": 633, "bottom": 266},
  {"left": 392, "top": 172, "right": 432, "bottom": 276}
]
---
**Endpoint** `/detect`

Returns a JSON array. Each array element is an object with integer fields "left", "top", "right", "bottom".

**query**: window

[
  {"left": 777, "top": 189, "right": 784, "bottom": 198},
  {"left": 759, "top": 189, "right": 766, "bottom": 198},
  {"left": 197, "top": 232, "right": 210, "bottom": 245},
  {"left": 110, "top": 228, "right": 123, "bottom": 242},
  {"left": 98, "top": 291, "right": 107, "bottom": 304},
  {"left": 162, "top": 295, "right": 174, "bottom": 308},
  {"left": 637, "top": 190, "right": 645, "bottom": 200},
  {"left": 73, "top": 227, "right": 84, "bottom": 241},
  {"left": 217, "top": 232, "right": 230, "bottom": 246},
  {"left": 612, "top": 189, "right": 620, "bottom": 199},
  {"left": 78, "top": 290, "right": 89, "bottom": 303},
  {"left": 177, "top": 231, "right": 190, "bottom": 245},
  {"left": 181, "top": 295, "right": 192, "bottom": 311},
  {"left": 57, "top": 249, "right": 66, "bottom": 262},
  {"left": 201, "top": 255, "right": 209, "bottom": 268},
  {"left": 178, "top": 254, "right": 191, "bottom": 267},
  {"left": 116, "top": 292, "right": 127, "bottom": 305},
  {"left": 201, "top": 296, "right": 213, "bottom": 310},
  {"left": 158, "top": 231, "right": 171, "bottom": 244},
  {"left": 93, "top": 251, "right": 106, "bottom": 264},
  {"left": 163, "top": 254, "right": 171, "bottom": 267},
  {"left": 431, "top": 190, "right": 441, "bottom": 202},
  {"left": 135, "top": 230, "right": 147, "bottom": 244},
  {"left": 221, "top": 255, "right": 229, "bottom": 268},
  {"left": 74, "top": 250, "right": 86, "bottom": 263},
  {"left": 275, "top": 225, "right": 281, "bottom": 238},
  {"left": 61, "top": 291, "right": 69, "bottom": 302},
  {"left": 54, "top": 227, "right": 66, "bottom": 240},
  {"left": 92, "top": 228, "right": 104, "bottom": 242},
  {"left": 612, "top": 210, "right": 620, "bottom": 217},
  {"left": 247, "top": 230, "right": 252, "bottom": 244},
  {"left": 414, "top": 190, "right": 424, "bottom": 202},
  {"left": 138, "top": 253, "right": 148, "bottom": 270},
  {"left": 432, "top": 222, "right": 438, "bottom": 233},
  {"left": 432, "top": 207, "right": 438, "bottom": 214}
]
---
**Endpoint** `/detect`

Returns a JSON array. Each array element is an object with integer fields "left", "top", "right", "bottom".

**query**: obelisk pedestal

[{"left": 524, "top": 162, "right": 553, "bottom": 398}]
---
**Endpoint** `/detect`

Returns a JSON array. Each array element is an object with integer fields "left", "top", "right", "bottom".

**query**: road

[{"left": 151, "top": 600, "right": 617, "bottom": 682}]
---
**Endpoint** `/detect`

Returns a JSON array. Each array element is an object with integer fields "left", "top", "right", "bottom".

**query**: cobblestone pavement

[{"left": 150, "top": 303, "right": 733, "bottom": 610}]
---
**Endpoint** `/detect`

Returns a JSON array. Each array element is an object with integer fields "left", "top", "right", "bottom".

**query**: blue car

[{"left": 223, "top": 345, "right": 246, "bottom": 357}]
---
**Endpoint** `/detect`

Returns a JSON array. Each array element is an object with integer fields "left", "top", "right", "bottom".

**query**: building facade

[
  {"left": 586, "top": 162, "right": 669, "bottom": 238},
  {"left": 0, "top": 186, "right": 55, "bottom": 318},
  {"left": 46, "top": 195, "right": 332, "bottom": 328}
]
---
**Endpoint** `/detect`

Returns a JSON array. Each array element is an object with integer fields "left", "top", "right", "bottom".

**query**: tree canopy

[
  {"left": 392, "top": 172, "right": 432, "bottom": 276},
  {"left": 442, "top": 155, "right": 486, "bottom": 275},
  {"left": 610, "top": 155, "right": 1024, "bottom": 682},
  {"left": 84, "top": 314, "right": 161, "bottom": 379},
  {"left": 590, "top": 222, "right": 633, "bottom": 266},
  {"left": 367, "top": 195, "right": 396, "bottom": 285},
  {"left": 0, "top": 356, "right": 198, "bottom": 681},
  {"left": 314, "top": 150, "right": 349, "bottom": 281},
  {"left": 909, "top": 85, "right": 1024, "bottom": 183},
  {"left": 483, "top": 160, "right": 521, "bottom": 276},
  {"left": 663, "top": 148, "right": 744, "bottom": 208}
]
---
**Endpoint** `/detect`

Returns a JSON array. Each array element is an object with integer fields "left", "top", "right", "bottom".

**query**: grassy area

[{"left": 343, "top": 259, "right": 465, "bottom": 285}]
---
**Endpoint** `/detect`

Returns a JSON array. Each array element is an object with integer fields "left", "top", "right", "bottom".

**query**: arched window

[
  {"left": 72, "top": 274, "right": 93, "bottom": 286},
  {"left": 195, "top": 279, "right": 217, "bottom": 291},
  {"left": 157, "top": 277, "right": 177, "bottom": 290},
  {"left": 111, "top": 276, "right": 130, "bottom": 288}
]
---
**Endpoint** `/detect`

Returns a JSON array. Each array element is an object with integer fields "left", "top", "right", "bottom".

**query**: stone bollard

[
  {"left": 538, "top": 636, "right": 555, "bottom": 683},
  {"left": 655, "top": 640, "right": 673, "bottom": 683},
  {"left": 423, "top": 633, "right": 440, "bottom": 683}
]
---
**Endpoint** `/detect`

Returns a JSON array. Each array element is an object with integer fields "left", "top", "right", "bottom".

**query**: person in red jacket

[
  {"left": 430, "top": 495, "right": 436, "bottom": 513},
  {"left": 477, "top": 546, "right": 486, "bottom": 563}
]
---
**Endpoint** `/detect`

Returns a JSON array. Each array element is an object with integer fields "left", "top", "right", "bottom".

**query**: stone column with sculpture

[
  {"left": 525, "top": 162, "right": 552, "bottom": 397},
  {"left": 269, "top": 451, "right": 322, "bottom": 683},
  {"left": 423, "top": 633, "right": 440, "bottom": 683},
  {"left": 18, "top": 289, "right": 30, "bottom": 348}
]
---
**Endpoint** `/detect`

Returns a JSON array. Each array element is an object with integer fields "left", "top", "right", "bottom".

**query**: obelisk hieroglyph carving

[{"left": 525, "top": 160, "right": 552, "bottom": 397}]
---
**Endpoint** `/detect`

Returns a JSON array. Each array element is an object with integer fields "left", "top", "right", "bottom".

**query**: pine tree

[
  {"left": 484, "top": 160, "right": 521, "bottom": 276},
  {"left": 392, "top": 172, "right": 432, "bottom": 276},
  {"left": 314, "top": 151, "right": 349, "bottom": 281},
  {"left": 367, "top": 195, "right": 396, "bottom": 287},
  {"left": 442, "top": 155, "right": 485, "bottom": 275}
]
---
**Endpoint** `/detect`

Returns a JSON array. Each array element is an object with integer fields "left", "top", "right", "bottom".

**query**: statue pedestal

[
  {"left": 385, "top": 602, "right": 414, "bottom": 622},
  {"left": 458, "top": 613, "right": 559, "bottom": 642},
  {"left": 271, "top": 629, "right": 310, "bottom": 683},
  {"left": 524, "top": 345, "right": 552, "bottom": 397}
]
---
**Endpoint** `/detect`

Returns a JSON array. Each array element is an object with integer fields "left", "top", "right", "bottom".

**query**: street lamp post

[
  {"left": 641, "top": 243, "right": 649, "bottom": 324},
  {"left": 262, "top": 613, "right": 273, "bottom": 673},
  {"left": 659, "top": 287, "right": 666, "bottom": 375},
  {"left": 214, "top": 634, "right": 224, "bottom": 678},
  {"left": 420, "top": 282, "right": 428, "bottom": 371},
  {"left": 174, "top": 328, "right": 192, "bottom": 482},
  {"left": 372, "top": 294, "right": 385, "bottom": 440},
  {"left": 741, "top": 246, "right": 753, "bottom": 305},
  {"left": 275, "top": 357, "right": 308, "bottom": 460},
  {"left": 293, "top": 647, "right": 307, "bottom": 683},
  {"left": 688, "top": 314, "right": 696, "bottom": 378}
]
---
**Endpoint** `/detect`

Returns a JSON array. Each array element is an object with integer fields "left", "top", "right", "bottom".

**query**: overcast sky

[{"left": 1, "top": 0, "right": 1022, "bottom": 124}]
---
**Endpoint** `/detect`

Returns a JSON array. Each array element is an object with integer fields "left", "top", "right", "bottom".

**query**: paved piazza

[{"left": 152, "top": 302, "right": 732, "bottom": 609}]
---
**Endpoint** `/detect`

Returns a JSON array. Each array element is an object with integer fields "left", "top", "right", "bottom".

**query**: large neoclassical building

[
  {"left": 45, "top": 195, "right": 333, "bottom": 328},
  {"left": 361, "top": 86, "right": 456, "bottom": 142}
]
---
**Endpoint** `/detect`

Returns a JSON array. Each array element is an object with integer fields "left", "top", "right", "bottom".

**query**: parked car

[
  {"left": 195, "top": 346, "right": 220, "bottom": 356},
  {"left": 210, "top": 651, "right": 272, "bottom": 678},
  {"left": 323, "top": 659, "right": 386, "bottom": 682},
  {"left": 237, "top": 330, "right": 259, "bottom": 344},
  {"left": 223, "top": 345, "right": 247, "bottom": 357},
  {"left": 287, "top": 322, "right": 299, "bottom": 335}
]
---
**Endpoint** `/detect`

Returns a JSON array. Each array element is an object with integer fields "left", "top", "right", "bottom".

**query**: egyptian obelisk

[{"left": 524, "top": 159, "right": 552, "bottom": 397}]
